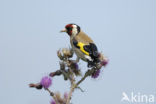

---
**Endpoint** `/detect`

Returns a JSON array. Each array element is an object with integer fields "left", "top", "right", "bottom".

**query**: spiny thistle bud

[
  {"left": 50, "top": 100, "right": 56, "bottom": 104},
  {"left": 73, "top": 62, "right": 81, "bottom": 76},
  {"left": 40, "top": 76, "right": 52, "bottom": 89},
  {"left": 59, "top": 62, "right": 65, "bottom": 70},
  {"left": 98, "top": 53, "right": 109, "bottom": 67},
  {"left": 49, "top": 70, "right": 62, "bottom": 77},
  {"left": 100, "top": 57, "right": 109, "bottom": 67},
  {"left": 67, "top": 61, "right": 81, "bottom": 76},
  {"left": 74, "top": 62, "right": 79, "bottom": 70},
  {"left": 29, "top": 83, "right": 43, "bottom": 89},
  {"left": 91, "top": 69, "right": 100, "bottom": 78}
]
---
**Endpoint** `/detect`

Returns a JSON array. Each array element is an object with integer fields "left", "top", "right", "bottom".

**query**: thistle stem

[
  {"left": 66, "top": 69, "right": 75, "bottom": 104},
  {"left": 46, "top": 88, "right": 59, "bottom": 104}
]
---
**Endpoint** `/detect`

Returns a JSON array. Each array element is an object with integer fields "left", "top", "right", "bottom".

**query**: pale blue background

[{"left": 0, "top": 0, "right": 156, "bottom": 104}]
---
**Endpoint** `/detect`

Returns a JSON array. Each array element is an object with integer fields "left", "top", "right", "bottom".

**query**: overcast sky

[{"left": 0, "top": 0, "right": 156, "bottom": 104}]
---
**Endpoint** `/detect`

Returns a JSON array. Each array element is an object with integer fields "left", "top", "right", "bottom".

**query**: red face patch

[
  {"left": 65, "top": 24, "right": 73, "bottom": 29},
  {"left": 65, "top": 24, "right": 73, "bottom": 36}
]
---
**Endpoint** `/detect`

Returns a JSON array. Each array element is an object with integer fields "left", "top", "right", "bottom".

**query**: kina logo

[{"left": 121, "top": 92, "right": 155, "bottom": 103}]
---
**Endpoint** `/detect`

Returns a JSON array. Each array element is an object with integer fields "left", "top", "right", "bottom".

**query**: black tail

[
  {"left": 89, "top": 43, "right": 99, "bottom": 62},
  {"left": 86, "top": 43, "right": 100, "bottom": 67}
]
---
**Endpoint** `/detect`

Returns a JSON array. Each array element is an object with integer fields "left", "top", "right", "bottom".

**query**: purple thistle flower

[
  {"left": 50, "top": 100, "right": 56, "bottom": 104},
  {"left": 100, "top": 58, "right": 109, "bottom": 67},
  {"left": 74, "top": 63, "right": 79, "bottom": 70},
  {"left": 91, "top": 69, "right": 100, "bottom": 78},
  {"left": 40, "top": 76, "right": 52, "bottom": 89}
]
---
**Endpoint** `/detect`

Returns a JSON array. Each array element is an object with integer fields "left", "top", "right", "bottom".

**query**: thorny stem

[
  {"left": 66, "top": 67, "right": 96, "bottom": 104},
  {"left": 61, "top": 70, "right": 71, "bottom": 81},
  {"left": 66, "top": 69, "right": 75, "bottom": 104},
  {"left": 45, "top": 88, "right": 59, "bottom": 104},
  {"left": 76, "top": 86, "right": 85, "bottom": 92},
  {"left": 76, "top": 72, "right": 89, "bottom": 87},
  {"left": 30, "top": 48, "right": 105, "bottom": 104},
  {"left": 76, "top": 68, "right": 95, "bottom": 87}
]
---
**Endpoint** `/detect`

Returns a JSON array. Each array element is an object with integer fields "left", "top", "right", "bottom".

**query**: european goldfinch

[{"left": 60, "top": 24, "right": 99, "bottom": 67}]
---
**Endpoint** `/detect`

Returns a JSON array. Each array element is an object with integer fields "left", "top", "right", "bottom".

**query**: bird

[{"left": 60, "top": 23, "right": 100, "bottom": 67}]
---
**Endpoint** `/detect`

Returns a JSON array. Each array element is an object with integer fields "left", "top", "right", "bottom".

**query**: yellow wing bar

[{"left": 77, "top": 42, "right": 89, "bottom": 56}]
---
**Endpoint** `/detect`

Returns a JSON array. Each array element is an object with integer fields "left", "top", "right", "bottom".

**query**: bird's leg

[
  {"left": 71, "top": 57, "right": 80, "bottom": 63},
  {"left": 76, "top": 57, "right": 80, "bottom": 63},
  {"left": 87, "top": 61, "right": 94, "bottom": 68}
]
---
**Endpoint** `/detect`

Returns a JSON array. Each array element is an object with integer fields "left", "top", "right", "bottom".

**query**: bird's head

[{"left": 60, "top": 24, "right": 81, "bottom": 37}]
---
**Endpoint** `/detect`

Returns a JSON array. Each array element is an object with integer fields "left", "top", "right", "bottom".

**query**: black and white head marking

[
  {"left": 71, "top": 24, "right": 81, "bottom": 36},
  {"left": 65, "top": 24, "right": 81, "bottom": 37}
]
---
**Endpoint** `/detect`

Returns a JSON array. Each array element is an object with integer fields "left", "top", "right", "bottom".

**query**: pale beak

[{"left": 60, "top": 29, "right": 67, "bottom": 33}]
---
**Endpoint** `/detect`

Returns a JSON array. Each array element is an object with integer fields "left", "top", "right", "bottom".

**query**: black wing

[
  {"left": 73, "top": 38, "right": 99, "bottom": 59},
  {"left": 85, "top": 43, "right": 99, "bottom": 59}
]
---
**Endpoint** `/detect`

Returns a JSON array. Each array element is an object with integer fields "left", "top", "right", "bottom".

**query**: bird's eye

[{"left": 67, "top": 27, "right": 72, "bottom": 31}]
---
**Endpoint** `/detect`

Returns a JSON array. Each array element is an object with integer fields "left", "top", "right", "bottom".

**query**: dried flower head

[
  {"left": 91, "top": 69, "right": 100, "bottom": 78},
  {"left": 57, "top": 49, "right": 64, "bottom": 60},
  {"left": 57, "top": 48, "right": 73, "bottom": 60},
  {"left": 62, "top": 48, "right": 73, "bottom": 58},
  {"left": 40, "top": 76, "right": 52, "bottom": 89},
  {"left": 98, "top": 53, "right": 104, "bottom": 61},
  {"left": 55, "top": 92, "right": 64, "bottom": 104}
]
